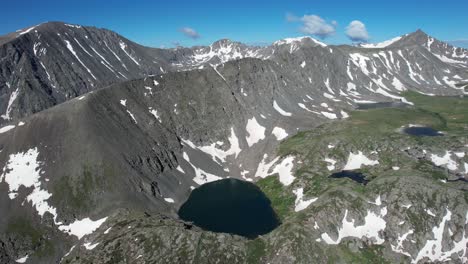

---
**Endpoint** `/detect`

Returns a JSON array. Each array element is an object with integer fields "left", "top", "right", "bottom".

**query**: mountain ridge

[{"left": 1, "top": 21, "right": 467, "bottom": 125}]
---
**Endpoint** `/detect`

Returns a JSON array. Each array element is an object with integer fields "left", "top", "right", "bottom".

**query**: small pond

[
  {"left": 178, "top": 178, "right": 280, "bottom": 238},
  {"left": 403, "top": 126, "right": 443, "bottom": 137},
  {"left": 330, "top": 170, "right": 369, "bottom": 185}
]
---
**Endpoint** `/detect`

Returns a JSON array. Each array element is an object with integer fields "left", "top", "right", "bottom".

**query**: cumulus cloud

[
  {"left": 180, "top": 27, "right": 200, "bottom": 39},
  {"left": 286, "top": 13, "right": 336, "bottom": 39},
  {"left": 346, "top": 20, "right": 369, "bottom": 42}
]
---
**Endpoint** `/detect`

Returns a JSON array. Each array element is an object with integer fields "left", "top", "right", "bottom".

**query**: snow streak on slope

[
  {"left": 119, "top": 40, "right": 140, "bottom": 66},
  {"left": 273, "top": 101, "right": 292, "bottom": 116}
]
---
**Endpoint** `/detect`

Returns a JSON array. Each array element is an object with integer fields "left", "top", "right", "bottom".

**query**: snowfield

[
  {"left": 59, "top": 217, "right": 108, "bottom": 239},
  {"left": 321, "top": 197, "right": 387, "bottom": 245},
  {"left": 255, "top": 154, "right": 296, "bottom": 185},
  {"left": 343, "top": 151, "right": 379, "bottom": 170},
  {"left": 245, "top": 117, "right": 266, "bottom": 146}
]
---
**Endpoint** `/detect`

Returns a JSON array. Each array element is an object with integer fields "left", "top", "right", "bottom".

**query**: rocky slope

[{"left": 0, "top": 22, "right": 467, "bottom": 263}]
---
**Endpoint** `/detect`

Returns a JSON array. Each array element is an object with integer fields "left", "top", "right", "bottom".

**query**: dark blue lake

[
  {"left": 403, "top": 126, "right": 443, "bottom": 136},
  {"left": 330, "top": 171, "right": 369, "bottom": 185},
  {"left": 178, "top": 179, "right": 280, "bottom": 238}
]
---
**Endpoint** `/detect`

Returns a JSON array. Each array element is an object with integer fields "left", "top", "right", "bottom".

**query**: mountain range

[{"left": 0, "top": 21, "right": 467, "bottom": 263}]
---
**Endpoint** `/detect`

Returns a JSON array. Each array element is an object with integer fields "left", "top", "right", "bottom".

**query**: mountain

[
  {"left": 0, "top": 22, "right": 467, "bottom": 263},
  {"left": 2, "top": 22, "right": 467, "bottom": 125}
]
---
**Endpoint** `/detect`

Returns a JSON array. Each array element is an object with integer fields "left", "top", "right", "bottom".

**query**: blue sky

[{"left": 2, "top": 0, "right": 468, "bottom": 48}]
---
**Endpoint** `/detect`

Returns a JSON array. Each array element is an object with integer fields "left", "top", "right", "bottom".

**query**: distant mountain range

[{"left": 1, "top": 22, "right": 467, "bottom": 124}]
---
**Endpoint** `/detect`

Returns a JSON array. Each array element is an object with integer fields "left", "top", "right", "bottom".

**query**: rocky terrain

[{"left": 0, "top": 22, "right": 467, "bottom": 263}]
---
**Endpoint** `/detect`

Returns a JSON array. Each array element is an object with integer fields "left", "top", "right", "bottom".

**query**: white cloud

[
  {"left": 287, "top": 14, "right": 336, "bottom": 39},
  {"left": 180, "top": 27, "right": 200, "bottom": 39},
  {"left": 346, "top": 20, "right": 369, "bottom": 42}
]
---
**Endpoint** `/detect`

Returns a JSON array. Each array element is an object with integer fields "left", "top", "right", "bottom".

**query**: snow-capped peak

[
  {"left": 273, "top": 36, "right": 327, "bottom": 47},
  {"left": 360, "top": 35, "right": 405, "bottom": 49}
]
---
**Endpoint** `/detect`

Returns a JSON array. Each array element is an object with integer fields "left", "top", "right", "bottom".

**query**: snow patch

[
  {"left": 293, "top": 188, "right": 317, "bottom": 212},
  {"left": 255, "top": 154, "right": 296, "bottom": 186},
  {"left": 272, "top": 127, "right": 288, "bottom": 140},
  {"left": 360, "top": 36, "right": 402, "bottom": 48},
  {"left": 15, "top": 255, "right": 28, "bottom": 263},
  {"left": 149, "top": 107, "right": 161, "bottom": 122},
  {"left": 324, "top": 158, "right": 337, "bottom": 171},
  {"left": 321, "top": 111, "right": 337, "bottom": 119},
  {"left": 321, "top": 203, "right": 387, "bottom": 245},
  {"left": 59, "top": 217, "right": 108, "bottom": 240},
  {"left": 343, "top": 151, "right": 379, "bottom": 170},
  {"left": 430, "top": 151, "right": 458, "bottom": 171},
  {"left": 392, "top": 77, "right": 406, "bottom": 91},
  {"left": 246, "top": 117, "right": 266, "bottom": 146},
  {"left": 176, "top": 166, "right": 185, "bottom": 174},
  {"left": 340, "top": 110, "right": 349, "bottom": 119},
  {"left": 182, "top": 152, "right": 222, "bottom": 185},
  {"left": 413, "top": 209, "right": 468, "bottom": 263},
  {"left": 391, "top": 229, "right": 414, "bottom": 257},
  {"left": 183, "top": 127, "right": 241, "bottom": 164},
  {"left": 164, "top": 198, "right": 175, "bottom": 203},
  {"left": 83, "top": 242, "right": 99, "bottom": 250},
  {"left": 0, "top": 125, "right": 15, "bottom": 134},
  {"left": 1, "top": 148, "right": 60, "bottom": 220}
]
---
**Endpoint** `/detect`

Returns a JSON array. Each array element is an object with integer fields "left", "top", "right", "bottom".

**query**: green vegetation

[
  {"left": 404, "top": 91, "right": 468, "bottom": 134},
  {"left": 337, "top": 244, "right": 392, "bottom": 264},
  {"left": 245, "top": 238, "right": 266, "bottom": 264},
  {"left": 278, "top": 92, "right": 468, "bottom": 190},
  {"left": 256, "top": 175, "right": 295, "bottom": 221},
  {"left": 6, "top": 217, "right": 43, "bottom": 246},
  {"left": 6, "top": 217, "right": 55, "bottom": 258},
  {"left": 268, "top": 91, "right": 468, "bottom": 255},
  {"left": 51, "top": 163, "right": 113, "bottom": 212}
]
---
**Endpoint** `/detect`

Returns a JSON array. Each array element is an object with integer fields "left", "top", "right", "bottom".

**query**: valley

[{"left": 0, "top": 21, "right": 467, "bottom": 263}]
